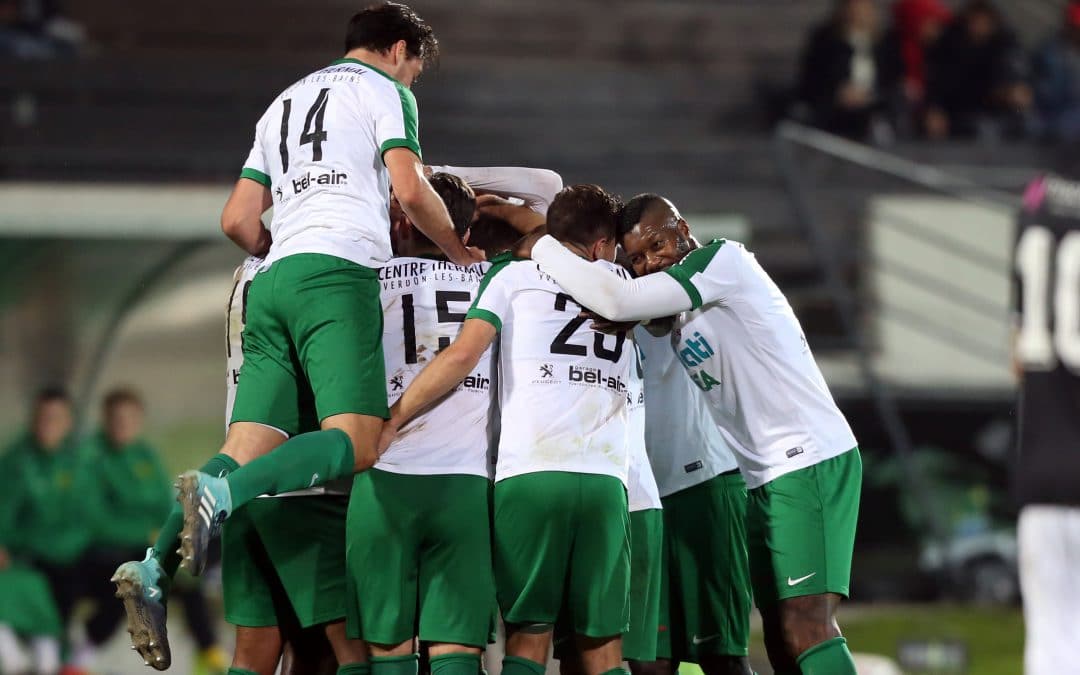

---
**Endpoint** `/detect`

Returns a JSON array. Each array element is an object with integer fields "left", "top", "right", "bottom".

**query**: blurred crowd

[
  {"left": 0, "top": 0, "right": 82, "bottom": 59},
  {"left": 0, "top": 388, "right": 227, "bottom": 675},
  {"left": 793, "top": 0, "right": 1080, "bottom": 144}
]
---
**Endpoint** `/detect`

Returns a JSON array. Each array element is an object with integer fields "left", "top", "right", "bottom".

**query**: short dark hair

[
  {"left": 35, "top": 386, "right": 71, "bottom": 406},
  {"left": 429, "top": 172, "right": 476, "bottom": 239},
  {"left": 617, "top": 193, "right": 670, "bottom": 240},
  {"left": 344, "top": 3, "right": 439, "bottom": 65},
  {"left": 104, "top": 387, "right": 144, "bottom": 412},
  {"left": 546, "top": 185, "right": 622, "bottom": 248},
  {"left": 468, "top": 213, "right": 521, "bottom": 258}
]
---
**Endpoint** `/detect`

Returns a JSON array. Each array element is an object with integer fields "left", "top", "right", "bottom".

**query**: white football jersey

[
  {"left": 377, "top": 257, "right": 493, "bottom": 478},
  {"left": 663, "top": 240, "right": 857, "bottom": 489},
  {"left": 634, "top": 326, "right": 739, "bottom": 497},
  {"left": 241, "top": 58, "right": 421, "bottom": 269},
  {"left": 626, "top": 348, "right": 662, "bottom": 512},
  {"left": 467, "top": 256, "right": 635, "bottom": 484},
  {"left": 225, "top": 256, "right": 346, "bottom": 496}
]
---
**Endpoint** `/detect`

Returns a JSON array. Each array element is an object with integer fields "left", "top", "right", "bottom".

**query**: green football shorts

[
  {"left": 553, "top": 506, "right": 663, "bottom": 663},
  {"left": 229, "top": 253, "right": 388, "bottom": 434},
  {"left": 345, "top": 469, "right": 495, "bottom": 647},
  {"left": 658, "top": 470, "right": 751, "bottom": 661},
  {"left": 623, "top": 508, "right": 663, "bottom": 661},
  {"left": 494, "top": 471, "right": 630, "bottom": 638},
  {"left": 746, "top": 448, "right": 862, "bottom": 606},
  {"left": 222, "top": 495, "right": 349, "bottom": 628}
]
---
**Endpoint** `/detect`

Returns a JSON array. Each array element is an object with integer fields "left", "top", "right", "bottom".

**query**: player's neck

[
  {"left": 342, "top": 48, "right": 397, "bottom": 77},
  {"left": 562, "top": 240, "right": 596, "bottom": 262}
]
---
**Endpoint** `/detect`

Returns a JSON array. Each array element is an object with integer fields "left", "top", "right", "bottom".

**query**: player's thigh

[
  {"left": 222, "top": 503, "right": 290, "bottom": 629},
  {"left": 493, "top": 472, "right": 577, "bottom": 627},
  {"left": 746, "top": 449, "right": 861, "bottom": 608},
  {"left": 622, "top": 508, "right": 664, "bottom": 663},
  {"left": 346, "top": 469, "right": 421, "bottom": 644},
  {"left": 230, "top": 266, "right": 306, "bottom": 436},
  {"left": 664, "top": 473, "right": 751, "bottom": 660},
  {"left": 253, "top": 496, "right": 350, "bottom": 630},
  {"left": 417, "top": 474, "right": 495, "bottom": 648},
  {"left": 278, "top": 254, "right": 389, "bottom": 422},
  {"left": 568, "top": 474, "right": 630, "bottom": 639}
]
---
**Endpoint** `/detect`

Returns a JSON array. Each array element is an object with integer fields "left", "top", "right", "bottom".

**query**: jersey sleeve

[
  {"left": 663, "top": 240, "right": 739, "bottom": 309},
  {"left": 239, "top": 116, "right": 271, "bottom": 187},
  {"left": 531, "top": 236, "right": 692, "bottom": 321},
  {"left": 375, "top": 81, "right": 422, "bottom": 161},
  {"left": 466, "top": 258, "right": 515, "bottom": 331},
  {"left": 428, "top": 166, "right": 563, "bottom": 214}
]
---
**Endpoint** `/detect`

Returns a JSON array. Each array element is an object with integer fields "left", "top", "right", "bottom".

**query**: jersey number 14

[
  {"left": 1016, "top": 225, "right": 1080, "bottom": 370},
  {"left": 279, "top": 88, "right": 330, "bottom": 171}
]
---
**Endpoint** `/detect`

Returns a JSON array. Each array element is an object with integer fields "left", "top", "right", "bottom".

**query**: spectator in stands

[
  {"left": 88, "top": 388, "right": 230, "bottom": 675},
  {"left": 795, "top": 0, "right": 903, "bottom": 141},
  {"left": 924, "top": 0, "right": 1032, "bottom": 140},
  {"left": 0, "top": 0, "right": 81, "bottom": 59},
  {"left": 0, "top": 388, "right": 98, "bottom": 672},
  {"left": 1031, "top": 1, "right": 1080, "bottom": 143},
  {"left": 890, "top": 0, "right": 951, "bottom": 108}
]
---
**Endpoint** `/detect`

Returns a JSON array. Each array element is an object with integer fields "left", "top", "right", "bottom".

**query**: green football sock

[
  {"left": 227, "top": 669, "right": 258, "bottom": 675},
  {"left": 371, "top": 654, "right": 419, "bottom": 675},
  {"left": 797, "top": 637, "right": 856, "bottom": 675},
  {"left": 430, "top": 653, "right": 482, "bottom": 675},
  {"left": 500, "top": 656, "right": 545, "bottom": 675},
  {"left": 598, "top": 669, "right": 629, "bottom": 675},
  {"left": 154, "top": 453, "right": 239, "bottom": 576},
  {"left": 338, "top": 664, "right": 372, "bottom": 675},
  {"left": 225, "top": 429, "right": 355, "bottom": 507}
]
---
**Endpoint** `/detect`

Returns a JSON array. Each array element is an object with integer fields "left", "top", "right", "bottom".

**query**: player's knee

[{"left": 778, "top": 594, "right": 842, "bottom": 658}]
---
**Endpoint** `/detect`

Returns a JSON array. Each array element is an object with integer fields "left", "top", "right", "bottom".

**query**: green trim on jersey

[
  {"left": 663, "top": 239, "right": 725, "bottom": 310},
  {"left": 330, "top": 58, "right": 397, "bottom": 84},
  {"left": 465, "top": 254, "right": 519, "bottom": 331},
  {"left": 467, "top": 309, "right": 502, "bottom": 332},
  {"left": 240, "top": 167, "right": 271, "bottom": 187},
  {"left": 380, "top": 84, "right": 422, "bottom": 160}
]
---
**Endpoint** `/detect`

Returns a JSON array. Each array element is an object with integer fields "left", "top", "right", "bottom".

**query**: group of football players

[{"left": 112, "top": 5, "right": 862, "bottom": 675}]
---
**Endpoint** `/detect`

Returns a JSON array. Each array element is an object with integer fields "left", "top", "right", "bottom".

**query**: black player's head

[
  {"left": 467, "top": 213, "right": 521, "bottom": 258},
  {"left": 617, "top": 193, "right": 694, "bottom": 276},
  {"left": 31, "top": 386, "right": 73, "bottom": 452},
  {"left": 390, "top": 172, "right": 475, "bottom": 257},
  {"left": 344, "top": 3, "right": 438, "bottom": 87},
  {"left": 103, "top": 387, "right": 145, "bottom": 449},
  {"left": 545, "top": 184, "right": 623, "bottom": 263}
]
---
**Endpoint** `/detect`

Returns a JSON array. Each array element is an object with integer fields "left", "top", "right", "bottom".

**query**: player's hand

[
  {"left": 512, "top": 228, "right": 547, "bottom": 260},
  {"left": 474, "top": 193, "right": 517, "bottom": 217},
  {"left": 447, "top": 245, "right": 486, "bottom": 266},
  {"left": 0, "top": 547, "right": 10, "bottom": 570},
  {"left": 581, "top": 310, "right": 638, "bottom": 335}
]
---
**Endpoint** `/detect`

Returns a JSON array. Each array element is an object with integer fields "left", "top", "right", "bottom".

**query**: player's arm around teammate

[{"left": 518, "top": 197, "right": 861, "bottom": 675}]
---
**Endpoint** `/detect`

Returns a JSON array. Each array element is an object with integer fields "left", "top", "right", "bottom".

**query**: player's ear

[
  {"left": 676, "top": 218, "right": 690, "bottom": 239},
  {"left": 392, "top": 39, "right": 408, "bottom": 64}
]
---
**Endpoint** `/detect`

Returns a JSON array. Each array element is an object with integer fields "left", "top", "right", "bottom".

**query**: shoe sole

[
  {"left": 176, "top": 472, "right": 206, "bottom": 576},
  {"left": 112, "top": 568, "right": 171, "bottom": 671}
]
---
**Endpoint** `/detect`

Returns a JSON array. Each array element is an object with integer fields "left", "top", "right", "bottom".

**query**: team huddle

[{"left": 111, "top": 5, "right": 863, "bottom": 675}]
